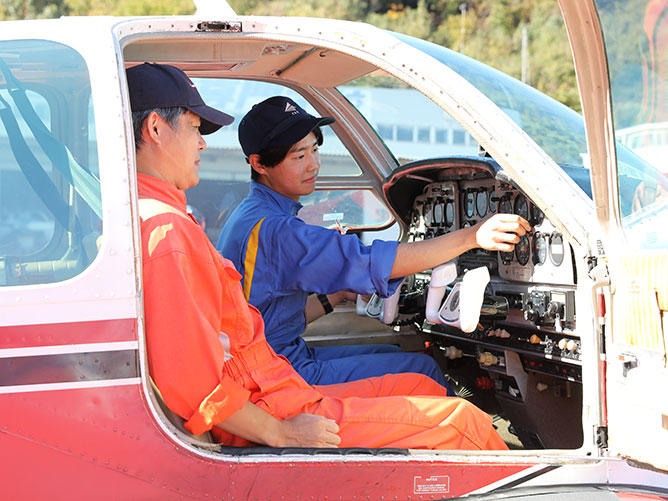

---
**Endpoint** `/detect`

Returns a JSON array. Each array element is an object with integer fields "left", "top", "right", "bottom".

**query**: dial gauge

[
  {"left": 433, "top": 201, "right": 443, "bottom": 224},
  {"left": 532, "top": 232, "right": 547, "bottom": 265},
  {"left": 515, "top": 234, "right": 530, "bottom": 266},
  {"left": 445, "top": 201, "right": 455, "bottom": 227},
  {"left": 549, "top": 232, "right": 565, "bottom": 266},
  {"left": 424, "top": 202, "right": 432, "bottom": 225},
  {"left": 434, "top": 200, "right": 445, "bottom": 224},
  {"left": 488, "top": 189, "right": 498, "bottom": 213},
  {"left": 476, "top": 190, "right": 488, "bottom": 217},
  {"left": 531, "top": 204, "right": 544, "bottom": 226},
  {"left": 499, "top": 195, "right": 512, "bottom": 214},
  {"left": 500, "top": 249, "right": 514, "bottom": 265},
  {"left": 465, "top": 191, "right": 476, "bottom": 218},
  {"left": 513, "top": 194, "right": 529, "bottom": 220}
]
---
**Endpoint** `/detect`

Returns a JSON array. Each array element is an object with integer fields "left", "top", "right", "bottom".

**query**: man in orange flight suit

[{"left": 128, "top": 62, "right": 509, "bottom": 450}]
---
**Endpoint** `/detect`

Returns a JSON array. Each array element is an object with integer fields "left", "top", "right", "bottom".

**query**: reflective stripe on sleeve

[{"left": 242, "top": 217, "right": 266, "bottom": 301}]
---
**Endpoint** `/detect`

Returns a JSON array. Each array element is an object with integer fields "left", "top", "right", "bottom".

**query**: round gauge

[
  {"left": 515, "top": 234, "right": 530, "bottom": 266},
  {"left": 532, "top": 232, "right": 547, "bottom": 265},
  {"left": 433, "top": 202, "right": 443, "bottom": 224},
  {"left": 499, "top": 195, "right": 512, "bottom": 214},
  {"left": 549, "top": 232, "right": 565, "bottom": 266},
  {"left": 445, "top": 201, "right": 455, "bottom": 227},
  {"left": 488, "top": 189, "right": 498, "bottom": 213},
  {"left": 500, "top": 250, "right": 514, "bottom": 265},
  {"left": 513, "top": 194, "right": 529, "bottom": 220},
  {"left": 465, "top": 191, "right": 476, "bottom": 218},
  {"left": 531, "top": 204, "right": 544, "bottom": 226},
  {"left": 476, "top": 190, "right": 488, "bottom": 217},
  {"left": 424, "top": 202, "right": 432, "bottom": 225}
]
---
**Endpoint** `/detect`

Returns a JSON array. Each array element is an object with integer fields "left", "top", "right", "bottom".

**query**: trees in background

[
  {"left": 1, "top": 0, "right": 579, "bottom": 110},
  {"left": 226, "top": 0, "right": 579, "bottom": 110},
  {"left": 0, "top": 0, "right": 69, "bottom": 19}
]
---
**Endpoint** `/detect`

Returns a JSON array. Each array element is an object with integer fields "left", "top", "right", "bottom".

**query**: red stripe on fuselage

[{"left": 0, "top": 318, "right": 137, "bottom": 349}]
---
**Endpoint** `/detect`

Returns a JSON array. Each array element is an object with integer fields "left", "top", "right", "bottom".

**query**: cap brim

[
  {"left": 189, "top": 104, "right": 235, "bottom": 135},
  {"left": 264, "top": 116, "right": 335, "bottom": 150}
]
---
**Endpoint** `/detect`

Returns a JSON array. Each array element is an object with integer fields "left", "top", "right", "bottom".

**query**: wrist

[
  {"left": 328, "top": 291, "right": 345, "bottom": 306},
  {"left": 267, "top": 418, "right": 285, "bottom": 448},
  {"left": 466, "top": 224, "right": 480, "bottom": 251},
  {"left": 317, "top": 293, "right": 334, "bottom": 314}
]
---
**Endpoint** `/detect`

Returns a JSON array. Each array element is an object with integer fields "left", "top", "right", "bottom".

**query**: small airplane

[{"left": 1, "top": 0, "right": 667, "bottom": 498}]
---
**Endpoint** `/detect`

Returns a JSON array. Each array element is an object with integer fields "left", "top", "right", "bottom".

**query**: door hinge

[
  {"left": 196, "top": 21, "right": 242, "bottom": 32},
  {"left": 595, "top": 425, "right": 608, "bottom": 449}
]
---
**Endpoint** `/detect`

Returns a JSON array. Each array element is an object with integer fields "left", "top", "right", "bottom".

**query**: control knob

[
  {"left": 546, "top": 301, "right": 564, "bottom": 320},
  {"left": 524, "top": 308, "right": 540, "bottom": 323},
  {"left": 478, "top": 352, "right": 499, "bottom": 366}
]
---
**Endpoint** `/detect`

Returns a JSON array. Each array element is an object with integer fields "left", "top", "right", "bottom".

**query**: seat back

[{"left": 149, "top": 378, "right": 220, "bottom": 451}]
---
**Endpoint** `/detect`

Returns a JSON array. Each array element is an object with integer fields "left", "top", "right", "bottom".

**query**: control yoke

[
  {"left": 356, "top": 277, "right": 406, "bottom": 325},
  {"left": 425, "top": 262, "right": 508, "bottom": 332}
]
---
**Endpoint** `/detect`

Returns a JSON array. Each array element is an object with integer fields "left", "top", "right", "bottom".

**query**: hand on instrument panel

[
  {"left": 474, "top": 213, "right": 531, "bottom": 252},
  {"left": 278, "top": 413, "right": 341, "bottom": 448}
]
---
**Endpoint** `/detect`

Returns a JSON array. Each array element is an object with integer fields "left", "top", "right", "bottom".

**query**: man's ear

[
  {"left": 248, "top": 154, "right": 268, "bottom": 176},
  {"left": 142, "top": 111, "right": 165, "bottom": 145}
]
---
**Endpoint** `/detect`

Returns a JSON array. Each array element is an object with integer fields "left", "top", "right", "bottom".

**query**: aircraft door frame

[{"left": 559, "top": 0, "right": 668, "bottom": 472}]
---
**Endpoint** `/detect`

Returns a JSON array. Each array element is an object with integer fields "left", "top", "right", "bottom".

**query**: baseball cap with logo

[
  {"left": 126, "top": 62, "right": 234, "bottom": 135},
  {"left": 238, "top": 96, "right": 335, "bottom": 158}
]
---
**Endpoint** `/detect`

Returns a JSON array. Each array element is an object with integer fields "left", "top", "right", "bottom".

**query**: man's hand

[
  {"left": 276, "top": 413, "right": 341, "bottom": 448},
  {"left": 474, "top": 214, "right": 531, "bottom": 252}
]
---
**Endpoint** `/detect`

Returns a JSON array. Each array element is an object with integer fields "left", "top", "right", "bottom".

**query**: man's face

[
  {"left": 262, "top": 132, "right": 320, "bottom": 201},
  {"left": 162, "top": 110, "right": 207, "bottom": 190}
]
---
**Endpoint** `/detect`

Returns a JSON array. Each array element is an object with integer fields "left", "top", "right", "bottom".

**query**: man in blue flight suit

[{"left": 217, "top": 96, "right": 530, "bottom": 391}]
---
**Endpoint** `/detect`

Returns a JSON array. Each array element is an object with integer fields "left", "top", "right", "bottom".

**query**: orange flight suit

[{"left": 138, "top": 173, "right": 507, "bottom": 450}]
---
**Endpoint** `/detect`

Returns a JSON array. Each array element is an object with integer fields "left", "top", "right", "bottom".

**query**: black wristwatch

[{"left": 317, "top": 293, "right": 334, "bottom": 314}]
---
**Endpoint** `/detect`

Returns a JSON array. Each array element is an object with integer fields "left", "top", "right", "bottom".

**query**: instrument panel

[
  {"left": 386, "top": 158, "right": 581, "bottom": 386},
  {"left": 407, "top": 179, "right": 574, "bottom": 286}
]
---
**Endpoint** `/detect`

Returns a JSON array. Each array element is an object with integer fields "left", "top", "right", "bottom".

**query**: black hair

[
  {"left": 132, "top": 106, "right": 187, "bottom": 150},
  {"left": 250, "top": 126, "right": 324, "bottom": 181}
]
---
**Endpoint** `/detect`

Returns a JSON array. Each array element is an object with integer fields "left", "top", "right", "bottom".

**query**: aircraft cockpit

[{"left": 372, "top": 155, "right": 583, "bottom": 449}]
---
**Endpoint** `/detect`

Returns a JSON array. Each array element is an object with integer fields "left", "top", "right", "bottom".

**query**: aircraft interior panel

[{"left": 385, "top": 157, "right": 582, "bottom": 449}]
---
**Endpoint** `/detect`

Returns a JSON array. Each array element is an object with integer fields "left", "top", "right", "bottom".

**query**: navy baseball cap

[
  {"left": 238, "top": 96, "right": 335, "bottom": 158},
  {"left": 126, "top": 62, "right": 234, "bottom": 135}
]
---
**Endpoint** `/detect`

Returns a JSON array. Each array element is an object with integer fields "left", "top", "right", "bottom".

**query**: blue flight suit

[{"left": 217, "top": 182, "right": 453, "bottom": 393}]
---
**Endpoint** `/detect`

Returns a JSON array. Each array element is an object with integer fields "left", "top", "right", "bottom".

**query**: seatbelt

[
  {"left": 0, "top": 57, "right": 102, "bottom": 219},
  {"left": 0, "top": 93, "right": 71, "bottom": 230},
  {"left": 9, "top": 87, "right": 102, "bottom": 219}
]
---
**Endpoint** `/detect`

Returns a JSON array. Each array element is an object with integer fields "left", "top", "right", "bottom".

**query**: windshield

[
  {"left": 393, "top": 33, "right": 589, "bottom": 168},
  {"left": 595, "top": 0, "right": 668, "bottom": 248},
  {"left": 393, "top": 31, "right": 667, "bottom": 214}
]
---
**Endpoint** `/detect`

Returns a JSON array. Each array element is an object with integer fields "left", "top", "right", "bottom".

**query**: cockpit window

[
  {"left": 0, "top": 40, "right": 101, "bottom": 286},
  {"left": 187, "top": 78, "right": 364, "bottom": 244},
  {"left": 337, "top": 75, "right": 478, "bottom": 164},
  {"left": 392, "top": 32, "right": 589, "bottom": 171},
  {"left": 596, "top": 0, "right": 668, "bottom": 249},
  {"left": 391, "top": 30, "right": 668, "bottom": 236}
]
